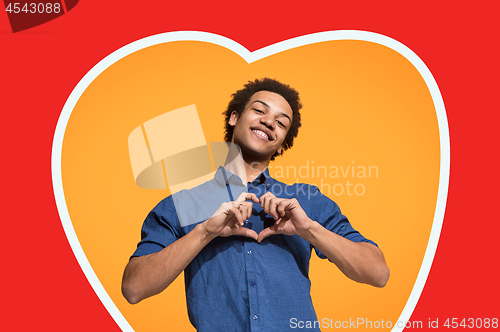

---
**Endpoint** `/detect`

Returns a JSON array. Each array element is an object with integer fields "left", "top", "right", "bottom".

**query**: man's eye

[
  {"left": 254, "top": 108, "right": 264, "bottom": 113},
  {"left": 277, "top": 120, "right": 285, "bottom": 127}
]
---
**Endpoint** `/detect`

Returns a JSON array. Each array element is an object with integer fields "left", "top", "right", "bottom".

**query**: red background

[{"left": 1, "top": 1, "right": 498, "bottom": 330}]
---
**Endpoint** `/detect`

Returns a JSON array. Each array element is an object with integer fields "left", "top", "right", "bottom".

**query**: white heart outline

[{"left": 51, "top": 30, "right": 450, "bottom": 332}]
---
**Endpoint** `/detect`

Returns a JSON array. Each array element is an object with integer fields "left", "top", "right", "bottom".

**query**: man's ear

[
  {"left": 277, "top": 145, "right": 284, "bottom": 155},
  {"left": 229, "top": 111, "right": 238, "bottom": 126}
]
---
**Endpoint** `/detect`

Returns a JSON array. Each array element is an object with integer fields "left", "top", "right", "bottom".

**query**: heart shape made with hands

[{"left": 52, "top": 31, "right": 449, "bottom": 332}]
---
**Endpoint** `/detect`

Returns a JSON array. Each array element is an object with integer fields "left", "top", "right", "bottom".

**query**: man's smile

[{"left": 251, "top": 127, "right": 273, "bottom": 141}]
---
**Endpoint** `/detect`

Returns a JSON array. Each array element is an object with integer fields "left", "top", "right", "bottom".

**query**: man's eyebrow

[
  {"left": 252, "top": 100, "right": 292, "bottom": 122},
  {"left": 252, "top": 100, "right": 270, "bottom": 109}
]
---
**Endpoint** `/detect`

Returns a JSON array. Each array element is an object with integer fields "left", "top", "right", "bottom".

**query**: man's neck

[
  {"left": 223, "top": 143, "right": 270, "bottom": 184},
  {"left": 243, "top": 158, "right": 269, "bottom": 183}
]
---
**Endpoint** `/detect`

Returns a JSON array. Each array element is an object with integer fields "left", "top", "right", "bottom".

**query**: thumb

[
  {"left": 235, "top": 227, "right": 259, "bottom": 241},
  {"left": 257, "top": 227, "right": 278, "bottom": 243}
]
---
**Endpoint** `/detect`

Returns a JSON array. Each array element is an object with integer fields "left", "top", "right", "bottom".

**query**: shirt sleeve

[
  {"left": 131, "top": 195, "right": 182, "bottom": 258},
  {"left": 309, "top": 186, "right": 377, "bottom": 259}
]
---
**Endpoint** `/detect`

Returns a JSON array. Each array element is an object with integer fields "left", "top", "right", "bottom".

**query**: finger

[
  {"left": 225, "top": 213, "right": 237, "bottom": 227},
  {"left": 276, "top": 200, "right": 288, "bottom": 219},
  {"left": 269, "top": 198, "right": 280, "bottom": 221},
  {"left": 232, "top": 201, "right": 243, "bottom": 217},
  {"left": 257, "top": 227, "right": 278, "bottom": 243},
  {"left": 236, "top": 201, "right": 253, "bottom": 220},
  {"left": 247, "top": 192, "right": 260, "bottom": 203},
  {"left": 233, "top": 200, "right": 247, "bottom": 211},
  {"left": 235, "top": 191, "right": 248, "bottom": 203},
  {"left": 241, "top": 201, "right": 253, "bottom": 209},
  {"left": 238, "top": 202, "right": 250, "bottom": 221},
  {"left": 259, "top": 192, "right": 266, "bottom": 208},
  {"left": 236, "top": 192, "right": 259, "bottom": 204},
  {"left": 259, "top": 191, "right": 274, "bottom": 208},
  {"left": 235, "top": 227, "right": 259, "bottom": 241},
  {"left": 263, "top": 194, "right": 272, "bottom": 215},
  {"left": 243, "top": 203, "right": 253, "bottom": 220},
  {"left": 230, "top": 206, "right": 244, "bottom": 226}
]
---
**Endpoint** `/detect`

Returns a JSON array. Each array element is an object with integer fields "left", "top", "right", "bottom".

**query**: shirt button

[
  {"left": 250, "top": 281, "right": 255, "bottom": 286},
  {"left": 253, "top": 315, "right": 258, "bottom": 320},
  {"left": 247, "top": 250, "right": 252, "bottom": 255}
]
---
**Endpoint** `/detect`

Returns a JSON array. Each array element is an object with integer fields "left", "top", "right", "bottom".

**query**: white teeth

[{"left": 252, "top": 129, "right": 269, "bottom": 140}]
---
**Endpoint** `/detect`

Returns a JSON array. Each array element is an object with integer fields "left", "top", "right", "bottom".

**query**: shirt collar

[
  {"left": 214, "top": 166, "right": 273, "bottom": 189},
  {"left": 214, "top": 166, "right": 244, "bottom": 187},
  {"left": 252, "top": 168, "right": 273, "bottom": 190}
]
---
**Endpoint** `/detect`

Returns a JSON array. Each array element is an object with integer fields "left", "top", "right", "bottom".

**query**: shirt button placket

[
  {"left": 246, "top": 184, "right": 260, "bottom": 330},
  {"left": 246, "top": 244, "right": 258, "bottom": 329}
]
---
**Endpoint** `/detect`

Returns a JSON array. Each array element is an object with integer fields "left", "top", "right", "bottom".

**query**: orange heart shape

[{"left": 52, "top": 31, "right": 448, "bottom": 331}]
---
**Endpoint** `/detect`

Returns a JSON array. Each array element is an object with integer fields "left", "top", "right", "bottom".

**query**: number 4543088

[
  {"left": 444, "top": 318, "right": 498, "bottom": 328},
  {"left": 5, "top": 2, "right": 61, "bottom": 14}
]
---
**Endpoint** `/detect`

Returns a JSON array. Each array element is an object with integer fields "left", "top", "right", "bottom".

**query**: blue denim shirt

[{"left": 132, "top": 167, "right": 376, "bottom": 332}]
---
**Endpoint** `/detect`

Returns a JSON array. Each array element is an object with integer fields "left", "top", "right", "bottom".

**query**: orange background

[{"left": 61, "top": 40, "right": 440, "bottom": 331}]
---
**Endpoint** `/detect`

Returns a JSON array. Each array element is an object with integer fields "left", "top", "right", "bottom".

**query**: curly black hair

[{"left": 223, "top": 78, "right": 302, "bottom": 161}]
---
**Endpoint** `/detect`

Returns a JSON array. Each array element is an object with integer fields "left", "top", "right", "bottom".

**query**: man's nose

[{"left": 260, "top": 114, "right": 275, "bottom": 129}]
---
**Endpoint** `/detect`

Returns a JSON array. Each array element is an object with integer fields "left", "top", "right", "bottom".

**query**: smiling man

[{"left": 122, "top": 78, "right": 389, "bottom": 332}]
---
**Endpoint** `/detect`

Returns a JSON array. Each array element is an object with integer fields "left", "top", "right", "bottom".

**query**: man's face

[{"left": 229, "top": 90, "right": 293, "bottom": 162}]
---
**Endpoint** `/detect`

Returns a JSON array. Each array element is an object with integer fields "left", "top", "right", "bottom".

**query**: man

[{"left": 122, "top": 78, "right": 389, "bottom": 331}]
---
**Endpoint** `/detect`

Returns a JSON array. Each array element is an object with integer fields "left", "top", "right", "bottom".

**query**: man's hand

[
  {"left": 257, "top": 191, "right": 313, "bottom": 243},
  {"left": 202, "top": 192, "right": 260, "bottom": 241},
  {"left": 256, "top": 191, "right": 389, "bottom": 287}
]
